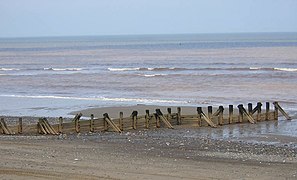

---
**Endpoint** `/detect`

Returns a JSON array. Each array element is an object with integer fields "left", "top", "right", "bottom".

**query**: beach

[
  {"left": 0, "top": 103, "right": 297, "bottom": 179},
  {"left": 0, "top": 124, "right": 296, "bottom": 179}
]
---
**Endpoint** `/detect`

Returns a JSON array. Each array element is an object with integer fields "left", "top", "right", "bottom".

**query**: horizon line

[{"left": 0, "top": 31, "right": 296, "bottom": 39}]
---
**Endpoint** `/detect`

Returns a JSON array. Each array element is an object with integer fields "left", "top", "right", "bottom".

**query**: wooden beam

[
  {"left": 103, "top": 113, "right": 121, "bottom": 133},
  {"left": 155, "top": 109, "right": 174, "bottom": 129},
  {"left": 0, "top": 118, "right": 13, "bottom": 135},
  {"left": 273, "top": 102, "right": 291, "bottom": 120},
  {"left": 197, "top": 107, "right": 217, "bottom": 128},
  {"left": 238, "top": 104, "right": 255, "bottom": 124}
]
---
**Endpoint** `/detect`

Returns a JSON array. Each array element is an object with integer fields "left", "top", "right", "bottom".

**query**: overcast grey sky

[{"left": 0, "top": 0, "right": 296, "bottom": 37}]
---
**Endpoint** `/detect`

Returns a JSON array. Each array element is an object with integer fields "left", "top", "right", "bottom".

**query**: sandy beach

[{"left": 0, "top": 126, "right": 296, "bottom": 180}]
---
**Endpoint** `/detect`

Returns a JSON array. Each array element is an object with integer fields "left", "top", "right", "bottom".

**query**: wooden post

[
  {"left": 238, "top": 105, "right": 243, "bottom": 123},
  {"left": 273, "top": 102, "right": 291, "bottom": 120},
  {"left": 90, "top": 114, "right": 94, "bottom": 132},
  {"left": 248, "top": 103, "right": 253, "bottom": 115},
  {"left": 18, "top": 117, "right": 22, "bottom": 134},
  {"left": 131, "top": 111, "right": 138, "bottom": 130},
  {"left": 197, "top": 107, "right": 202, "bottom": 127},
  {"left": 154, "top": 113, "right": 160, "bottom": 128},
  {"left": 167, "top": 108, "right": 172, "bottom": 123},
  {"left": 103, "top": 113, "right": 108, "bottom": 131},
  {"left": 218, "top": 106, "right": 224, "bottom": 125},
  {"left": 177, "top": 107, "right": 181, "bottom": 125},
  {"left": 257, "top": 102, "right": 262, "bottom": 121},
  {"left": 274, "top": 102, "right": 279, "bottom": 120},
  {"left": 119, "top": 112, "right": 123, "bottom": 131},
  {"left": 58, "top": 117, "right": 63, "bottom": 133},
  {"left": 265, "top": 102, "right": 270, "bottom": 120},
  {"left": 208, "top": 106, "right": 213, "bottom": 126},
  {"left": 229, "top": 105, "right": 233, "bottom": 124},
  {"left": 145, "top": 110, "right": 150, "bottom": 129},
  {"left": 75, "top": 118, "right": 80, "bottom": 133}
]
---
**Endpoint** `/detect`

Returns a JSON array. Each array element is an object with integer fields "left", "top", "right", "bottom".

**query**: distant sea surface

[{"left": 0, "top": 33, "right": 297, "bottom": 117}]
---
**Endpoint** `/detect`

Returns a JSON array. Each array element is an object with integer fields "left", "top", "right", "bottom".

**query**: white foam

[
  {"left": 108, "top": 68, "right": 140, "bottom": 71},
  {"left": 141, "top": 74, "right": 168, "bottom": 77},
  {"left": 0, "top": 68, "right": 20, "bottom": 71},
  {"left": 274, "top": 68, "right": 297, "bottom": 72},
  {"left": 249, "top": 67, "right": 261, "bottom": 70}
]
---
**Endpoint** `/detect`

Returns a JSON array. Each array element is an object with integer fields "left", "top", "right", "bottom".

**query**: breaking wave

[
  {"left": 0, "top": 68, "right": 20, "bottom": 71},
  {"left": 109, "top": 67, "right": 297, "bottom": 72}
]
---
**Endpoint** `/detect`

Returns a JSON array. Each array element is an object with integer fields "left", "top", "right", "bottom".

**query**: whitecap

[
  {"left": 0, "top": 68, "right": 20, "bottom": 71},
  {"left": 141, "top": 74, "right": 168, "bottom": 77},
  {"left": 274, "top": 68, "right": 297, "bottom": 72},
  {"left": 108, "top": 67, "right": 140, "bottom": 71}
]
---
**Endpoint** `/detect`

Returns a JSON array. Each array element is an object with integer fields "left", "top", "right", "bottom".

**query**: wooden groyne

[{"left": 0, "top": 102, "right": 292, "bottom": 135}]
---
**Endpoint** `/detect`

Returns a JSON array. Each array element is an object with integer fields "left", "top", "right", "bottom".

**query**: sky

[{"left": 0, "top": 0, "right": 296, "bottom": 37}]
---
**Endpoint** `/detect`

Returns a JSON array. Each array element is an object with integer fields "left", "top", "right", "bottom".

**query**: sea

[{"left": 0, "top": 33, "right": 297, "bottom": 118}]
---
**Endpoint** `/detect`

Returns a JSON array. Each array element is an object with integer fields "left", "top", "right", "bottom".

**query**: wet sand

[
  {"left": 0, "top": 126, "right": 296, "bottom": 179},
  {"left": 71, "top": 104, "right": 220, "bottom": 118}
]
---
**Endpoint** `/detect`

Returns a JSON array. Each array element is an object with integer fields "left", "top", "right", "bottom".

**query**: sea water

[{"left": 0, "top": 33, "right": 297, "bottom": 117}]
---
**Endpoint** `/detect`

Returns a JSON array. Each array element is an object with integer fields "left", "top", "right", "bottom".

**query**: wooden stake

[
  {"left": 238, "top": 104, "right": 255, "bottom": 124},
  {"left": 274, "top": 102, "right": 279, "bottom": 120},
  {"left": 75, "top": 118, "right": 80, "bottom": 133},
  {"left": 119, "top": 112, "right": 123, "bottom": 131},
  {"left": 154, "top": 113, "right": 160, "bottom": 128},
  {"left": 103, "top": 113, "right": 121, "bottom": 133},
  {"left": 248, "top": 103, "right": 253, "bottom": 115},
  {"left": 156, "top": 109, "right": 174, "bottom": 129},
  {"left": 131, "top": 111, "right": 138, "bottom": 130},
  {"left": 18, "top": 117, "right": 22, "bottom": 134},
  {"left": 257, "top": 102, "right": 262, "bottom": 121},
  {"left": 145, "top": 110, "right": 150, "bottom": 129},
  {"left": 218, "top": 106, "right": 224, "bottom": 125},
  {"left": 197, "top": 107, "right": 202, "bottom": 126},
  {"left": 177, "top": 107, "right": 181, "bottom": 125},
  {"left": 265, "top": 102, "right": 270, "bottom": 120},
  {"left": 58, "top": 117, "right": 63, "bottom": 133},
  {"left": 197, "top": 107, "right": 217, "bottom": 128},
  {"left": 167, "top": 108, "right": 172, "bottom": 123},
  {"left": 238, "top": 105, "right": 243, "bottom": 123},
  {"left": 208, "top": 106, "right": 213, "bottom": 121},
  {"left": 90, "top": 114, "right": 94, "bottom": 132},
  {"left": 229, "top": 105, "right": 233, "bottom": 124},
  {"left": 273, "top": 102, "right": 291, "bottom": 120}
]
